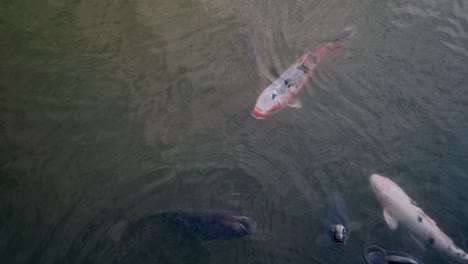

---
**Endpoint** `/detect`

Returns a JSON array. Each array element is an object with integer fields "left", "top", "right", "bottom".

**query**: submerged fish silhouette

[
  {"left": 109, "top": 209, "right": 257, "bottom": 242},
  {"left": 324, "top": 192, "right": 350, "bottom": 244}
]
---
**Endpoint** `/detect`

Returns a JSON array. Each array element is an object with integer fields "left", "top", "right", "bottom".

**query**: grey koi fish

[{"left": 109, "top": 209, "right": 257, "bottom": 242}]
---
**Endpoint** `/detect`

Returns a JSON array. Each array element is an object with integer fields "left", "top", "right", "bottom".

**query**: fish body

[
  {"left": 368, "top": 250, "right": 424, "bottom": 264},
  {"left": 109, "top": 209, "right": 256, "bottom": 242},
  {"left": 159, "top": 209, "right": 257, "bottom": 240},
  {"left": 324, "top": 192, "right": 350, "bottom": 244},
  {"left": 370, "top": 174, "right": 468, "bottom": 262},
  {"left": 252, "top": 26, "right": 356, "bottom": 119}
]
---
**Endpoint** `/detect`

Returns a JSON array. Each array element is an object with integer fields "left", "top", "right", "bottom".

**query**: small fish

[
  {"left": 370, "top": 174, "right": 468, "bottom": 262},
  {"left": 251, "top": 26, "right": 357, "bottom": 119},
  {"left": 324, "top": 192, "right": 350, "bottom": 244},
  {"left": 109, "top": 209, "right": 257, "bottom": 242},
  {"left": 368, "top": 250, "right": 424, "bottom": 264}
]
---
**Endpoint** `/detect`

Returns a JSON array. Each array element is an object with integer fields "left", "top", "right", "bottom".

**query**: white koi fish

[
  {"left": 251, "top": 26, "right": 357, "bottom": 119},
  {"left": 370, "top": 174, "right": 468, "bottom": 262}
]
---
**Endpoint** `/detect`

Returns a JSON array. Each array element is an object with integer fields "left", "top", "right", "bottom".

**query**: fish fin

[
  {"left": 265, "top": 73, "right": 276, "bottom": 84},
  {"left": 383, "top": 209, "right": 399, "bottom": 230},
  {"left": 108, "top": 220, "right": 130, "bottom": 242},
  {"left": 335, "top": 25, "right": 357, "bottom": 41},
  {"left": 287, "top": 98, "right": 302, "bottom": 108},
  {"left": 409, "top": 232, "right": 427, "bottom": 250},
  {"left": 385, "top": 255, "right": 421, "bottom": 264}
]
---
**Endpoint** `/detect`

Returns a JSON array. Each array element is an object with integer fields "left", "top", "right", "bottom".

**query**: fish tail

[
  {"left": 449, "top": 246, "right": 468, "bottom": 261},
  {"left": 335, "top": 25, "right": 357, "bottom": 42},
  {"left": 108, "top": 220, "right": 130, "bottom": 242}
]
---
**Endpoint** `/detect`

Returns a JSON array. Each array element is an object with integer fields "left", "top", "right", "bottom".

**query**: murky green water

[{"left": 1, "top": 0, "right": 468, "bottom": 263}]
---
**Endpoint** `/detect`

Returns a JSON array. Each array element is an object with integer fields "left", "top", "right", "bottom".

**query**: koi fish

[
  {"left": 370, "top": 174, "right": 468, "bottom": 262},
  {"left": 251, "top": 26, "right": 357, "bottom": 119},
  {"left": 109, "top": 209, "right": 257, "bottom": 242},
  {"left": 324, "top": 192, "right": 350, "bottom": 244}
]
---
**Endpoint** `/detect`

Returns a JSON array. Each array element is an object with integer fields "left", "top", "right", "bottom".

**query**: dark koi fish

[
  {"left": 109, "top": 209, "right": 257, "bottom": 242},
  {"left": 324, "top": 192, "right": 350, "bottom": 244}
]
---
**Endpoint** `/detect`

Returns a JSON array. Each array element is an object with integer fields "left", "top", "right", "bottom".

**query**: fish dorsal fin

[{"left": 383, "top": 209, "right": 399, "bottom": 230}]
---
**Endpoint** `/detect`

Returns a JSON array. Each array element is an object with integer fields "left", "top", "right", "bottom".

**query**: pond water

[{"left": 1, "top": 0, "right": 468, "bottom": 263}]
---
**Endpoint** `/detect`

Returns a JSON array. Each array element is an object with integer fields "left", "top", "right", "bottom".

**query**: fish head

[
  {"left": 370, "top": 174, "right": 411, "bottom": 207},
  {"left": 370, "top": 174, "right": 396, "bottom": 190},
  {"left": 252, "top": 84, "right": 288, "bottom": 119},
  {"left": 331, "top": 224, "right": 348, "bottom": 244},
  {"left": 224, "top": 215, "right": 257, "bottom": 236},
  {"left": 369, "top": 174, "right": 396, "bottom": 203},
  {"left": 238, "top": 215, "right": 257, "bottom": 235}
]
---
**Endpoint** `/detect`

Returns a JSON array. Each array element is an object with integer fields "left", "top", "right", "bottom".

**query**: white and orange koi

[{"left": 252, "top": 26, "right": 357, "bottom": 119}]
